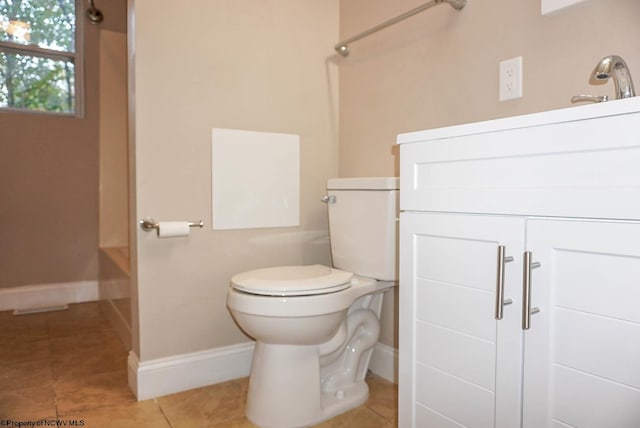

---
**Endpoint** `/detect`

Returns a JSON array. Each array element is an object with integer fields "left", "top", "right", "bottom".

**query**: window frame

[{"left": 0, "top": 0, "right": 84, "bottom": 117}]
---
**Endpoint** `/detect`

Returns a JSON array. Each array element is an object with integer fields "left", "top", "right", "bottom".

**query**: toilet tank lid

[{"left": 327, "top": 177, "right": 399, "bottom": 190}]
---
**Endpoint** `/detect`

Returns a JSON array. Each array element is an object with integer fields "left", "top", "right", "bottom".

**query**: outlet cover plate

[{"left": 499, "top": 56, "right": 523, "bottom": 101}]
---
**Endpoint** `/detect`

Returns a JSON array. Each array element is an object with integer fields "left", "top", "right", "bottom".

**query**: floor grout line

[{"left": 155, "top": 398, "right": 176, "bottom": 428}]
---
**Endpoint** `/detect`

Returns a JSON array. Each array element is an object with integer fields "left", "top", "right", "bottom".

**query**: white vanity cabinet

[{"left": 398, "top": 98, "right": 640, "bottom": 428}]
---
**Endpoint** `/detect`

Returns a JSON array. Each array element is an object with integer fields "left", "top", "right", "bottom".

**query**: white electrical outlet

[{"left": 499, "top": 56, "right": 523, "bottom": 101}]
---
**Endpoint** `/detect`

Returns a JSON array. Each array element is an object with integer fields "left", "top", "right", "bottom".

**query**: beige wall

[
  {"left": 339, "top": 0, "right": 640, "bottom": 176},
  {"left": 0, "top": 0, "right": 127, "bottom": 289},
  {"left": 99, "top": 30, "right": 129, "bottom": 249},
  {"left": 130, "top": 0, "right": 339, "bottom": 360},
  {"left": 338, "top": 0, "right": 640, "bottom": 347}
]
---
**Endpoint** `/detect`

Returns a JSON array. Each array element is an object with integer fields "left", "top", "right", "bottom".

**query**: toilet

[{"left": 226, "top": 177, "right": 399, "bottom": 428}]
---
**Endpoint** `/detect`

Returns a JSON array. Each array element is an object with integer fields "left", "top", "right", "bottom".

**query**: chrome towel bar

[{"left": 334, "top": 0, "right": 466, "bottom": 57}]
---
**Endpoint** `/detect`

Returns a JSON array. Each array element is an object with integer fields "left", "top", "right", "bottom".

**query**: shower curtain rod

[{"left": 334, "top": 0, "right": 466, "bottom": 57}]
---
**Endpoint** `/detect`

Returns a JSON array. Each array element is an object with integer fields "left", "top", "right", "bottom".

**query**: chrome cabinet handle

[
  {"left": 495, "top": 245, "right": 514, "bottom": 320},
  {"left": 522, "top": 251, "right": 541, "bottom": 330}
]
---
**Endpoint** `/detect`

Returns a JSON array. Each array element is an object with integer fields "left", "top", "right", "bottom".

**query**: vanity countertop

[{"left": 397, "top": 97, "right": 640, "bottom": 144}]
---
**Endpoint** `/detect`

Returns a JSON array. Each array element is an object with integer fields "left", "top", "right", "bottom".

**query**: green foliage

[{"left": 0, "top": 0, "right": 77, "bottom": 113}]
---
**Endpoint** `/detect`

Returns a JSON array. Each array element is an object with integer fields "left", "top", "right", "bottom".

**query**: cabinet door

[
  {"left": 523, "top": 220, "right": 640, "bottom": 428},
  {"left": 399, "top": 212, "right": 525, "bottom": 428}
]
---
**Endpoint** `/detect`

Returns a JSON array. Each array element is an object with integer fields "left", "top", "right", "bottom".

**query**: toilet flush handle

[{"left": 321, "top": 195, "right": 336, "bottom": 204}]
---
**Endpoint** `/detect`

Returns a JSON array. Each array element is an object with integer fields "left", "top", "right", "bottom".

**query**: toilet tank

[{"left": 326, "top": 177, "right": 399, "bottom": 281}]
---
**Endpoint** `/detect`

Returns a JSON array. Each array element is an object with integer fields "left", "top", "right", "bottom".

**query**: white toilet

[{"left": 226, "top": 177, "right": 399, "bottom": 428}]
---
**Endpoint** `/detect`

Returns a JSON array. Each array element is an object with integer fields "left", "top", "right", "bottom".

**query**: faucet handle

[{"left": 571, "top": 94, "right": 608, "bottom": 104}]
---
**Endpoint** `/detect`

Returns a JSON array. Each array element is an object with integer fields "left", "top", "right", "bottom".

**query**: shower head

[{"left": 86, "top": 0, "right": 103, "bottom": 24}]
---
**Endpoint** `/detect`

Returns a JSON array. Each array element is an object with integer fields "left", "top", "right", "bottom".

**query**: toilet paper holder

[{"left": 140, "top": 218, "right": 204, "bottom": 232}]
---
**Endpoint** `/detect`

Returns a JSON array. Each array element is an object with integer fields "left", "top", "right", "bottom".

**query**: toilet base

[
  {"left": 316, "top": 380, "right": 369, "bottom": 423},
  {"left": 245, "top": 342, "right": 370, "bottom": 428}
]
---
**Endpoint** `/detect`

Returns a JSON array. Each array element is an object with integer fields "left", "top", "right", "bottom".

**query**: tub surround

[{"left": 98, "top": 247, "right": 131, "bottom": 350}]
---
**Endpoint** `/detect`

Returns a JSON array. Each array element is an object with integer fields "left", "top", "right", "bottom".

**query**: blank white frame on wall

[{"left": 211, "top": 128, "right": 300, "bottom": 230}]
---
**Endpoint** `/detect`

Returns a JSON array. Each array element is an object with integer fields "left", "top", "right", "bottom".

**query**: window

[{"left": 0, "top": 0, "right": 82, "bottom": 115}]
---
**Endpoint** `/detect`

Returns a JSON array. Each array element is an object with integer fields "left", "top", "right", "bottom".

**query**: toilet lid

[{"left": 231, "top": 265, "right": 353, "bottom": 297}]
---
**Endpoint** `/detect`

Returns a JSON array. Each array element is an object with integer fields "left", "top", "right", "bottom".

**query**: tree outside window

[{"left": 0, "top": 0, "right": 81, "bottom": 114}]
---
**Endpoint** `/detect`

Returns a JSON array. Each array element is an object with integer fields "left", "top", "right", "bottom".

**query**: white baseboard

[
  {"left": 128, "top": 340, "right": 396, "bottom": 401},
  {"left": 0, "top": 280, "right": 99, "bottom": 312},
  {"left": 369, "top": 342, "right": 398, "bottom": 383},
  {"left": 128, "top": 342, "right": 255, "bottom": 401}
]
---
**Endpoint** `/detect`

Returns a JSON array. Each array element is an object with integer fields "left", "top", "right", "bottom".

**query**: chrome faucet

[
  {"left": 571, "top": 54, "right": 636, "bottom": 104},
  {"left": 593, "top": 55, "right": 635, "bottom": 99}
]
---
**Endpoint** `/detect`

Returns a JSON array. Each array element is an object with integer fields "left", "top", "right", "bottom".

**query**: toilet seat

[{"left": 231, "top": 264, "right": 353, "bottom": 297}]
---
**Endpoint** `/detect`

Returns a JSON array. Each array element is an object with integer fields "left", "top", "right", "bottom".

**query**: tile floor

[{"left": 0, "top": 302, "right": 397, "bottom": 427}]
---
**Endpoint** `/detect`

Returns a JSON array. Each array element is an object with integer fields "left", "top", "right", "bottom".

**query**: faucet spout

[{"left": 593, "top": 55, "right": 636, "bottom": 99}]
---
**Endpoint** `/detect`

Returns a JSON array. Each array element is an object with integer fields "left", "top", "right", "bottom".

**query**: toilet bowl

[
  {"left": 227, "top": 265, "right": 394, "bottom": 428},
  {"left": 226, "top": 177, "right": 399, "bottom": 428}
]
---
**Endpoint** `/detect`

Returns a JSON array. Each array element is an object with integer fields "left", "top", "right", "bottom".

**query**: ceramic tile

[
  {"left": 62, "top": 400, "right": 171, "bottom": 428},
  {"left": 314, "top": 406, "right": 395, "bottom": 427},
  {"left": 51, "top": 331, "right": 127, "bottom": 380},
  {"left": 0, "top": 384, "right": 56, "bottom": 420},
  {"left": 47, "top": 316, "right": 113, "bottom": 338},
  {"left": 158, "top": 378, "right": 249, "bottom": 427},
  {"left": 55, "top": 369, "right": 136, "bottom": 415},
  {"left": 46, "top": 302, "right": 112, "bottom": 338},
  {"left": 52, "top": 350, "right": 128, "bottom": 381},
  {"left": 0, "top": 358, "right": 53, "bottom": 390},
  {"left": 0, "top": 337, "right": 50, "bottom": 364},
  {"left": 366, "top": 374, "right": 398, "bottom": 422},
  {"left": 210, "top": 417, "right": 259, "bottom": 428},
  {"left": 46, "top": 301, "right": 105, "bottom": 322},
  {"left": 50, "top": 329, "right": 126, "bottom": 355},
  {"left": 2, "top": 301, "right": 399, "bottom": 428},
  {"left": 0, "top": 310, "right": 49, "bottom": 342},
  {"left": 221, "top": 407, "right": 394, "bottom": 428}
]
